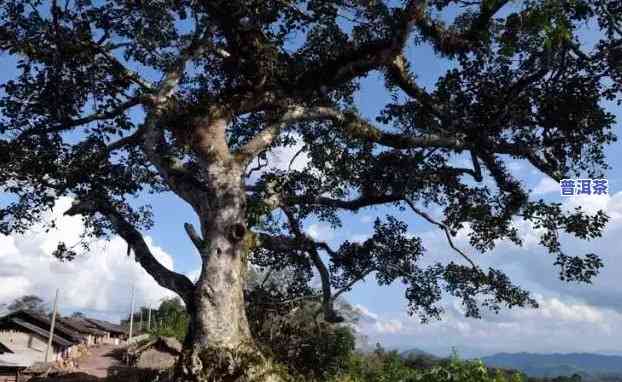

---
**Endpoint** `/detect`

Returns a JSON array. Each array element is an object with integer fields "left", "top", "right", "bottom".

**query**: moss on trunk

[{"left": 174, "top": 343, "right": 290, "bottom": 382}]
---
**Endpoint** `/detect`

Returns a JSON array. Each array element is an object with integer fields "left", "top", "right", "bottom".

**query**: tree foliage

[
  {"left": 5, "top": 295, "right": 49, "bottom": 314},
  {"left": 329, "top": 346, "right": 586, "bottom": 382},
  {"left": 0, "top": 0, "right": 620, "bottom": 364},
  {"left": 146, "top": 297, "right": 190, "bottom": 342},
  {"left": 246, "top": 267, "right": 357, "bottom": 379}
]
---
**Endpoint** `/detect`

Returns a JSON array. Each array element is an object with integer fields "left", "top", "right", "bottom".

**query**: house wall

[
  {"left": 0, "top": 369, "right": 19, "bottom": 382},
  {"left": 0, "top": 330, "right": 61, "bottom": 362},
  {"left": 101, "top": 333, "right": 124, "bottom": 345}
]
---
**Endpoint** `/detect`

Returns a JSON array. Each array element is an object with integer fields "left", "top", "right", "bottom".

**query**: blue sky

[{"left": 2, "top": 7, "right": 622, "bottom": 358}]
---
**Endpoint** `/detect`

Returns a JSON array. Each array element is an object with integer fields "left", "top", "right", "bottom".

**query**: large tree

[{"left": 1, "top": 0, "right": 620, "bottom": 380}]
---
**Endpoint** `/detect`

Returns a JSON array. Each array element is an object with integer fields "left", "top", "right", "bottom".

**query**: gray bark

[
  {"left": 194, "top": 162, "right": 250, "bottom": 348},
  {"left": 174, "top": 161, "right": 285, "bottom": 382}
]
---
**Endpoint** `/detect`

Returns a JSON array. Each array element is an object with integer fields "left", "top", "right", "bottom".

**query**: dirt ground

[
  {"left": 28, "top": 344, "right": 165, "bottom": 382},
  {"left": 74, "top": 344, "right": 122, "bottom": 378}
]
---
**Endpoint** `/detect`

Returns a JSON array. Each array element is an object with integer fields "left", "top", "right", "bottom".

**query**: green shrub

[
  {"left": 249, "top": 300, "right": 356, "bottom": 380},
  {"left": 328, "top": 346, "right": 526, "bottom": 382}
]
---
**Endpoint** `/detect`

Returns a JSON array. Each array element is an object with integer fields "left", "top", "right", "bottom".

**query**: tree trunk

[{"left": 174, "top": 161, "right": 287, "bottom": 382}]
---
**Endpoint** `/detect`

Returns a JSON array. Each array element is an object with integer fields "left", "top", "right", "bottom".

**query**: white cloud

[
  {"left": 269, "top": 137, "right": 309, "bottom": 173},
  {"left": 346, "top": 191, "right": 622, "bottom": 355},
  {"left": 306, "top": 223, "right": 334, "bottom": 241},
  {"left": 354, "top": 296, "right": 622, "bottom": 356},
  {"left": 360, "top": 215, "right": 375, "bottom": 224},
  {"left": 532, "top": 178, "right": 560, "bottom": 195},
  {"left": 0, "top": 198, "right": 177, "bottom": 322},
  {"left": 374, "top": 319, "right": 403, "bottom": 334},
  {"left": 246, "top": 133, "right": 310, "bottom": 182},
  {"left": 186, "top": 268, "right": 201, "bottom": 283},
  {"left": 353, "top": 304, "right": 379, "bottom": 321},
  {"left": 506, "top": 161, "right": 526, "bottom": 174},
  {"left": 563, "top": 192, "right": 622, "bottom": 229},
  {"left": 531, "top": 297, "right": 605, "bottom": 323}
]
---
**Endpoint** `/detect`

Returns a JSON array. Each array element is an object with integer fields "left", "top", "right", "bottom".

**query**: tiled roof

[
  {"left": 84, "top": 318, "right": 127, "bottom": 335},
  {"left": 0, "top": 340, "right": 12, "bottom": 354},
  {"left": 58, "top": 317, "right": 107, "bottom": 337},
  {"left": 0, "top": 352, "right": 36, "bottom": 368},
  {"left": 5, "top": 311, "right": 84, "bottom": 344},
  {"left": 5, "top": 318, "right": 73, "bottom": 348}
]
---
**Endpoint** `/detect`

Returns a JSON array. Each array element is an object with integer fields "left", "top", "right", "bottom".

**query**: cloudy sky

[{"left": 1, "top": 7, "right": 622, "bottom": 359}]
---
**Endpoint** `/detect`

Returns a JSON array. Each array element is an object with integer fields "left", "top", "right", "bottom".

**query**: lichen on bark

[{"left": 175, "top": 342, "right": 290, "bottom": 382}]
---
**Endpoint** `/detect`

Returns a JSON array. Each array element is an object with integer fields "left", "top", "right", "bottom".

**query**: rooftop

[
  {"left": 0, "top": 341, "right": 12, "bottom": 354},
  {"left": 0, "top": 317, "right": 73, "bottom": 348},
  {"left": 58, "top": 317, "right": 107, "bottom": 337},
  {"left": 84, "top": 318, "right": 127, "bottom": 335},
  {"left": 2, "top": 311, "right": 84, "bottom": 344},
  {"left": 0, "top": 352, "right": 37, "bottom": 368}
]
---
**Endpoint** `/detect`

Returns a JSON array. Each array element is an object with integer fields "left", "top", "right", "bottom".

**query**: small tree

[
  {"left": 148, "top": 297, "right": 190, "bottom": 342},
  {"left": 246, "top": 267, "right": 357, "bottom": 379},
  {"left": 1, "top": 1, "right": 620, "bottom": 380},
  {"left": 6, "top": 295, "right": 49, "bottom": 314}
]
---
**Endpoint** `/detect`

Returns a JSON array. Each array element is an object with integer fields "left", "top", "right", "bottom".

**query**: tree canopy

[
  {"left": 4, "top": 295, "right": 49, "bottom": 314},
  {"left": 1, "top": 1, "right": 621, "bottom": 378}
]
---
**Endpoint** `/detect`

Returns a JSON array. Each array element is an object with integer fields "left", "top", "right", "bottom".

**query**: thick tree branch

[
  {"left": 20, "top": 97, "right": 143, "bottom": 138},
  {"left": 255, "top": 232, "right": 298, "bottom": 253},
  {"left": 293, "top": 0, "right": 424, "bottom": 92},
  {"left": 332, "top": 269, "right": 374, "bottom": 301},
  {"left": 139, "top": 29, "right": 216, "bottom": 210},
  {"left": 303, "top": 106, "right": 560, "bottom": 182},
  {"left": 387, "top": 54, "right": 445, "bottom": 123},
  {"left": 241, "top": 106, "right": 467, "bottom": 155},
  {"left": 494, "top": 142, "right": 561, "bottom": 181},
  {"left": 415, "top": 0, "right": 509, "bottom": 55},
  {"left": 255, "top": 164, "right": 481, "bottom": 214},
  {"left": 142, "top": 119, "right": 206, "bottom": 210},
  {"left": 105, "top": 126, "right": 147, "bottom": 153},
  {"left": 304, "top": 193, "right": 404, "bottom": 211},
  {"left": 64, "top": 198, "right": 194, "bottom": 303},
  {"left": 235, "top": 106, "right": 327, "bottom": 165},
  {"left": 96, "top": 47, "right": 155, "bottom": 91},
  {"left": 184, "top": 222, "right": 206, "bottom": 251},
  {"left": 324, "top": 107, "right": 466, "bottom": 149}
]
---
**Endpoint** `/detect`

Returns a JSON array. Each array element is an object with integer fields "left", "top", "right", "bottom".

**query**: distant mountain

[
  {"left": 481, "top": 352, "right": 622, "bottom": 381},
  {"left": 400, "top": 348, "right": 438, "bottom": 359},
  {"left": 594, "top": 350, "right": 622, "bottom": 357}
]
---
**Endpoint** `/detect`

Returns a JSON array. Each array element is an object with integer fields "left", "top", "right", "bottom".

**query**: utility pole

[
  {"left": 128, "top": 285, "right": 135, "bottom": 343},
  {"left": 147, "top": 305, "right": 152, "bottom": 331},
  {"left": 44, "top": 289, "right": 59, "bottom": 363}
]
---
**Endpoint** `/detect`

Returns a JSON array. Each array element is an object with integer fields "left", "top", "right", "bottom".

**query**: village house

[
  {"left": 0, "top": 311, "right": 85, "bottom": 349},
  {"left": 0, "top": 311, "right": 77, "bottom": 363},
  {"left": 0, "top": 356, "right": 28, "bottom": 382},
  {"left": 57, "top": 317, "right": 107, "bottom": 346},
  {"left": 0, "top": 339, "right": 23, "bottom": 382},
  {"left": 82, "top": 318, "right": 127, "bottom": 345},
  {"left": 0, "top": 347, "right": 30, "bottom": 382},
  {"left": 0, "top": 312, "right": 79, "bottom": 382},
  {"left": 0, "top": 342, "right": 10, "bottom": 354},
  {"left": 0, "top": 310, "right": 128, "bottom": 380}
]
